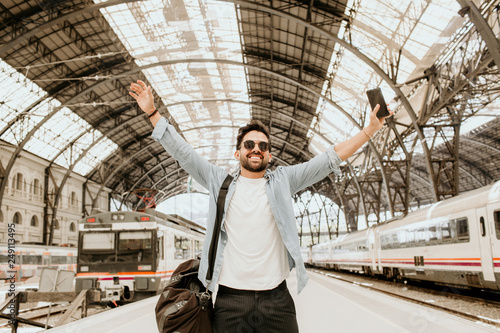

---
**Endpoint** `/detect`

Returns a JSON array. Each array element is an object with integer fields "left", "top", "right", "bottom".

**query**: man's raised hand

[{"left": 129, "top": 80, "right": 155, "bottom": 114}]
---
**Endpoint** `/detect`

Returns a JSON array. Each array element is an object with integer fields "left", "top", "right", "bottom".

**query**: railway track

[
  {"left": 0, "top": 304, "right": 69, "bottom": 328},
  {"left": 0, "top": 303, "right": 108, "bottom": 330},
  {"left": 311, "top": 268, "right": 500, "bottom": 328}
]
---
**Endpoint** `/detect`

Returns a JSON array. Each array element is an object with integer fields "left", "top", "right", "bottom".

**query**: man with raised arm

[{"left": 130, "top": 79, "right": 391, "bottom": 332}]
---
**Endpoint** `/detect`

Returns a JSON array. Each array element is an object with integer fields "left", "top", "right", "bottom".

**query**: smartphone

[{"left": 366, "top": 88, "right": 390, "bottom": 118}]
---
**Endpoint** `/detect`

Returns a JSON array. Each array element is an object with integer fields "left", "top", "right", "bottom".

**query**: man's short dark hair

[{"left": 236, "top": 119, "right": 271, "bottom": 152}]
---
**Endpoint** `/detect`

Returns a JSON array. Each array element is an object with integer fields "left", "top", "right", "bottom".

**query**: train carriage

[
  {"left": 312, "top": 228, "right": 373, "bottom": 273},
  {"left": 75, "top": 209, "right": 205, "bottom": 303},
  {"left": 307, "top": 180, "right": 500, "bottom": 291},
  {"left": 0, "top": 243, "right": 77, "bottom": 281}
]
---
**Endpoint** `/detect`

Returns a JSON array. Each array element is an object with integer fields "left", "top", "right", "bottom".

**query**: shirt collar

[{"left": 232, "top": 168, "right": 271, "bottom": 180}]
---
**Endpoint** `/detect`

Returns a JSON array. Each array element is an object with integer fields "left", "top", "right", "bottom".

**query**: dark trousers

[{"left": 213, "top": 280, "right": 299, "bottom": 333}]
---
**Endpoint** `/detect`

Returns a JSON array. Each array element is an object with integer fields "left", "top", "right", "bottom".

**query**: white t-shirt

[{"left": 218, "top": 175, "right": 289, "bottom": 290}]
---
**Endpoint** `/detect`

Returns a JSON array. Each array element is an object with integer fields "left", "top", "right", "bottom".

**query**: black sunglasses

[{"left": 242, "top": 140, "right": 270, "bottom": 152}]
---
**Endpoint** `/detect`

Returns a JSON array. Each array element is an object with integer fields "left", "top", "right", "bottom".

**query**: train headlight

[
  {"left": 112, "top": 215, "right": 118, "bottom": 221},
  {"left": 151, "top": 278, "right": 155, "bottom": 283},
  {"left": 119, "top": 214, "right": 125, "bottom": 220}
]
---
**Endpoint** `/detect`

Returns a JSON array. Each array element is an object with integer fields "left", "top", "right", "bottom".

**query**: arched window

[
  {"left": 69, "top": 222, "right": 76, "bottom": 232},
  {"left": 30, "top": 215, "right": 39, "bottom": 227},
  {"left": 13, "top": 212, "right": 22, "bottom": 225},
  {"left": 53, "top": 219, "right": 60, "bottom": 230}
]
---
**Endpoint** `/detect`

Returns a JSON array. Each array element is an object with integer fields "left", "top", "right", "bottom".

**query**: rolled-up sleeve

[
  {"left": 326, "top": 146, "right": 343, "bottom": 175},
  {"left": 151, "top": 117, "right": 169, "bottom": 142}
]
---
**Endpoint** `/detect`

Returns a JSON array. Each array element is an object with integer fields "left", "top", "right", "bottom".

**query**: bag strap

[{"left": 206, "top": 174, "right": 233, "bottom": 281}]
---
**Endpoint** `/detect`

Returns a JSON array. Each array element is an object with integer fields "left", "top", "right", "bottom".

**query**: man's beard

[{"left": 241, "top": 154, "right": 268, "bottom": 173}]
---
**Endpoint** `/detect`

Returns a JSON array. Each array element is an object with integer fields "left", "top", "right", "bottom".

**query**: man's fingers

[
  {"left": 130, "top": 82, "right": 141, "bottom": 93},
  {"left": 137, "top": 80, "right": 147, "bottom": 89},
  {"left": 129, "top": 91, "right": 138, "bottom": 100}
]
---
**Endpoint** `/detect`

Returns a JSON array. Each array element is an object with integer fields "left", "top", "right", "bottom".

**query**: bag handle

[{"left": 206, "top": 174, "right": 233, "bottom": 281}]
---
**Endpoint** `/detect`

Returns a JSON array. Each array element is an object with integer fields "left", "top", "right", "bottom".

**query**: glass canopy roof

[
  {"left": 97, "top": 0, "right": 250, "bottom": 172},
  {"left": 0, "top": 0, "right": 495, "bottom": 180},
  {"left": 0, "top": 59, "right": 118, "bottom": 175}
]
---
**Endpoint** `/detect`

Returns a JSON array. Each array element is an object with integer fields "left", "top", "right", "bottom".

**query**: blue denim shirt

[{"left": 152, "top": 117, "right": 342, "bottom": 293}]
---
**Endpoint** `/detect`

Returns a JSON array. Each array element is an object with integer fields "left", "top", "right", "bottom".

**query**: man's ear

[{"left": 234, "top": 150, "right": 240, "bottom": 160}]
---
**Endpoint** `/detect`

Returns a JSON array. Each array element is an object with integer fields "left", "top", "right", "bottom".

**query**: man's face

[{"left": 235, "top": 130, "right": 272, "bottom": 173}]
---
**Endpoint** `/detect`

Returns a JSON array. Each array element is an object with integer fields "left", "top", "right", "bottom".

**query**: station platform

[{"left": 49, "top": 271, "right": 499, "bottom": 333}]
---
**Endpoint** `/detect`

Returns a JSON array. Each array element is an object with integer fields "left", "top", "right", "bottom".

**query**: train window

[
  {"left": 495, "top": 211, "right": 500, "bottom": 240},
  {"left": 380, "top": 234, "right": 392, "bottom": 250},
  {"left": 0, "top": 255, "right": 8, "bottom": 264},
  {"left": 455, "top": 218, "right": 469, "bottom": 242},
  {"left": 158, "top": 236, "right": 164, "bottom": 260},
  {"left": 175, "top": 236, "right": 191, "bottom": 259},
  {"left": 23, "top": 255, "right": 42, "bottom": 265},
  {"left": 396, "top": 229, "right": 407, "bottom": 248},
  {"left": 406, "top": 229, "right": 416, "bottom": 246},
  {"left": 416, "top": 228, "right": 427, "bottom": 244},
  {"left": 441, "top": 221, "right": 452, "bottom": 242},
  {"left": 429, "top": 226, "right": 438, "bottom": 242},
  {"left": 51, "top": 256, "right": 68, "bottom": 264},
  {"left": 82, "top": 233, "right": 115, "bottom": 250},
  {"left": 118, "top": 231, "right": 152, "bottom": 250},
  {"left": 194, "top": 240, "right": 202, "bottom": 257},
  {"left": 391, "top": 233, "right": 398, "bottom": 248}
]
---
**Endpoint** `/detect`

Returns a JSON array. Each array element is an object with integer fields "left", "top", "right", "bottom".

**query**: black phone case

[{"left": 366, "top": 88, "right": 390, "bottom": 118}]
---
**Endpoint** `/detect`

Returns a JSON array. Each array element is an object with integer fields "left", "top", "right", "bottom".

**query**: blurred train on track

[
  {"left": 0, "top": 243, "right": 77, "bottom": 281},
  {"left": 75, "top": 209, "right": 205, "bottom": 303},
  {"left": 305, "top": 180, "right": 500, "bottom": 291}
]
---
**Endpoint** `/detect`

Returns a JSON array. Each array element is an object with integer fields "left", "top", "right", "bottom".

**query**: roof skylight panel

[
  {"left": 23, "top": 108, "right": 91, "bottom": 161},
  {"left": 52, "top": 131, "right": 102, "bottom": 169},
  {"left": 1, "top": 98, "right": 59, "bottom": 145},
  {"left": 73, "top": 138, "right": 118, "bottom": 176},
  {"left": 26, "top": 137, "right": 59, "bottom": 161},
  {"left": 0, "top": 60, "right": 47, "bottom": 132}
]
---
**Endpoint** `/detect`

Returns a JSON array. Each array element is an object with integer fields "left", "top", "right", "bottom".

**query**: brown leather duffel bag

[{"left": 155, "top": 259, "right": 212, "bottom": 333}]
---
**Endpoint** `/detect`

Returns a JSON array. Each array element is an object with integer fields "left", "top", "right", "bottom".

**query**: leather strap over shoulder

[{"left": 206, "top": 174, "right": 233, "bottom": 281}]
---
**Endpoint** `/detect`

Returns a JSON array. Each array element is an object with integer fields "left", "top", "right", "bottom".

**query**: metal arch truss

[
  {"left": 294, "top": 190, "right": 344, "bottom": 246},
  {"left": 387, "top": 0, "right": 500, "bottom": 203}
]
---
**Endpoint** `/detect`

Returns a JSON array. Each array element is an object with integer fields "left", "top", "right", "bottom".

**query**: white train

[
  {"left": 75, "top": 209, "right": 205, "bottom": 303},
  {"left": 306, "top": 180, "right": 500, "bottom": 291},
  {"left": 0, "top": 243, "right": 77, "bottom": 281}
]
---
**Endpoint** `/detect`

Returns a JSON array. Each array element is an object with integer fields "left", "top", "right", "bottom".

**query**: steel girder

[
  {"left": 390, "top": 1, "right": 500, "bottom": 201},
  {"left": 0, "top": 0, "right": 142, "bottom": 58}
]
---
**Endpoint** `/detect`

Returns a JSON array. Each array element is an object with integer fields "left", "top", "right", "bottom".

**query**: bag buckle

[{"left": 199, "top": 291, "right": 211, "bottom": 311}]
